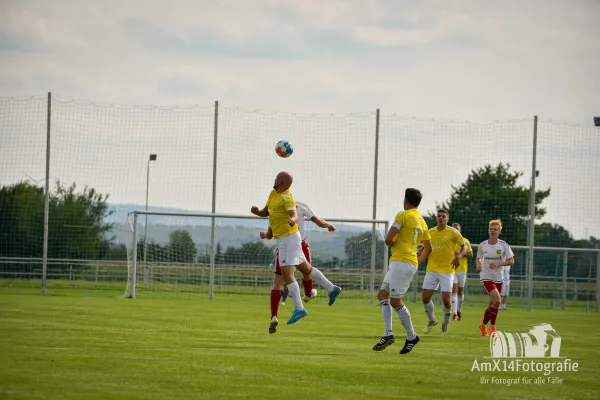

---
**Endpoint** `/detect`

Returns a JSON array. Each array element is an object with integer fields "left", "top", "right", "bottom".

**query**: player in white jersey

[
  {"left": 500, "top": 265, "right": 510, "bottom": 310},
  {"left": 476, "top": 219, "right": 514, "bottom": 337},
  {"left": 260, "top": 201, "right": 336, "bottom": 334}
]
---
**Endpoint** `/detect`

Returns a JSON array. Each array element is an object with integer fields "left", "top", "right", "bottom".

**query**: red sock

[
  {"left": 489, "top": 304, "right": 499, "bottom": 325},
  {"left": 483, "top": 308, "right": 490, "bottom": 325},
  {"left": 302, "top": 279, "right": 314, "bottom": 297},
  {"left": 270, "top": 290, "right": 282, "bottom": 317}
]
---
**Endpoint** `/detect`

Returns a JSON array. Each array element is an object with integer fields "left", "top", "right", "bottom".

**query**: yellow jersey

[
  {"left": 427, "top": 226, "right": 465, "bottom": 274},
  {"left": 389, "top": 208, "right": 431, "bottom": 265},
  {"left": 455, "top": 238, "right": 472, "bottom": 273},
  {"left": 266, "top": 189, "right": 299, "bottom": 239}
]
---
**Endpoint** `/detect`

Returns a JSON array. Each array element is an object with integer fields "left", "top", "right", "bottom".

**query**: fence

[{"left": 0, "top": 93, "right": 599, "bottom": 310}]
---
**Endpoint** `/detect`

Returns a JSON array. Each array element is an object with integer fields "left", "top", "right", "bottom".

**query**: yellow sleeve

[
  {"left": 455, "top": 232, "right": 465, "bottom": 246},
  {"left": 422, "top": 223, "right": 431, "bottom": 240},
  {"left": 466, "top": 239, "right": 472, "bottom": 252},
  {"left": 282, "top": 192, "right": 296, "bottom": 211},
  {"left": 395, "top": 212, "right": 405, "bottom": 226}
]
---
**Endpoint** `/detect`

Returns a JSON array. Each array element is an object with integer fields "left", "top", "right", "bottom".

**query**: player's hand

[
  {"left": 288, "top": 219, "right": 296, "bottom": 227},
  {"left": 489, "top": 262, "right": 499, "bottom": 269},
  {"left": 327, "top": 224, "right": 336, "bottom": 232},
  {"left": 259, "top": 232, "right": 266, "bottom": 239},
  {"left": 476, "top": 264, "right": 482, "bottom": 272},
  {"left": 251, "top": 206, "right": 259, "bottom": 215},
  {"left": 451, "top": 256, "right": 461, "bottom": 267}
]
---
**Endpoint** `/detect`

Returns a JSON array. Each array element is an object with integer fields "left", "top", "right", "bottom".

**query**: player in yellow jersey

[
  {"left": 451, "top": 223, "right": 473, "bottom": 321},
  {"left": 251, "top": 171, "right": 341, "bottom": 328},
  {"left": 372, "top": 188, "right": 432, "bottom": 355},
  {"left": 421, "top": 210, "right": 467, "bottom": 336}
]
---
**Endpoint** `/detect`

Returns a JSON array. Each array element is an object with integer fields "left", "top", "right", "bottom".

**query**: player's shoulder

[
  {"left": 479, "top": 240, "right": 489, "bottom": 247},
  {"left": 447, "top": 226, "right": 461, "bottom": 235},
  {"left": 498, "top": 239, "right": 511, "bottom": 247},
  {"left": 296, "top": 201, "right": 308, "bottom": 210}
]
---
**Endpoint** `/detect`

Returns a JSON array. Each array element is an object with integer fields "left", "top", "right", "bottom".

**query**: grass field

[{"left": 1, "top": 288, "right": 599, "bottom": 400}]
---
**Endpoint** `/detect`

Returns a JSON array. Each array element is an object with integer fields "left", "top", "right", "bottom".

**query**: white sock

[
  {"left": 451, "top": 292, "right": 457, "bottom": 314},
  {"left": 442, "top": 304, "right": 451, "bottom": 326},
  {"left": 396, "top": 304, "right": 416, "bottom": 340},
  {"left": 287, "top": 281, "right": 304, "bottom": 311},
  {"left": 380, "top": 299, "right": 393, "bottom": 336},
  {"left": 424, "top": 301, "right": 436, "bottom": 322},
  {"left": 310, "top": 267, "right": 335, "bottom": 292},
  {"left": 458, "top": 294, "right": 465, "bottom": 312}
]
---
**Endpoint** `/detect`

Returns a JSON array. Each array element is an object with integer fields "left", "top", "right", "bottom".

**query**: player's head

[
  {"left": 436, "top": 209, "right": 449, "bottom": 226},
  {"left": 452, "top": 222, "right": 462, "bottom": 233},
  {"left": 489, "top": 219, "right": 502, "bottom": 238},
  {"left": 273, "top": 171, "right": 293, "bottom": 193},
  {"left": 403, "top": 188, "right": 423, "bottom": 209}
]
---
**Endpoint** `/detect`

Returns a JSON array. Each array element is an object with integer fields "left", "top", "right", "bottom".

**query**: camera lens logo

[{"left": 490, "top": 323, "right": 562, "bottom": 358}]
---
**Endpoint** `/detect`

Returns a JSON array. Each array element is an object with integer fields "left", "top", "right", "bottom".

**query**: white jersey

[
  {"left": 296, "top": 202, "right": 315, "bottom": 241},
  {"left": 477, "top": 239, "right": 514, "bottom": 283}
]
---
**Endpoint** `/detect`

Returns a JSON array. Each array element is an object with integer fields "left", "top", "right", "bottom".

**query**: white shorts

[
  {"left": 380, "top": 261, "right": 417, "bottom": 299},
  {"left": 276, "top": 232, "right": 306, "bottom": 267},
  {"left": 422, "top": 272, "right": 454, "bottom": 293},
  {"left": 454, "top": 272, "right": 467, "bottom": 288}
]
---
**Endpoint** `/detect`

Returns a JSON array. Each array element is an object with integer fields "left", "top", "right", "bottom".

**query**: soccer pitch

[{"left": 1, "top": 289, "right": 599, "bottom": 400}]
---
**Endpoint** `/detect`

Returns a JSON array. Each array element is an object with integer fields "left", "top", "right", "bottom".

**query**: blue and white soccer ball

[{"left": 275, "top": 140, "right": 293, "bottom": 158}]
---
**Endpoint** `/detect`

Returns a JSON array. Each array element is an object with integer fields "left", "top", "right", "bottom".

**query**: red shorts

[
  {"left": 274, "top": 240, "right": 311, "bottom": 274},
  {"left": 481, "top": 280, "right": 503, "bottom": 295}
]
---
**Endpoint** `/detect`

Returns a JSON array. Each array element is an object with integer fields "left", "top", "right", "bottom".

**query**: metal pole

[
  {"left": 562, "top": 251, "right": 568, "bottom": 310},
  {"left": 131, "top": 212, "right": 139, "bottom": 298},
  {"left": 42, "top": 92, "right": 51, "bottom": 294},
  {"left": 209, "top": 101, "right": 219, "bottom": 300},
  {"left": 370, "top": 109, "right": 380, "bottom": 306},
  {"left": 144, "top": 160, "right": 149, "bottom": 282},
  {"left": 527, "top": 116, "right": 538, "bottom": 311},
  {"left": 382, "top": 221, "right": 389, "bottom": 278}
]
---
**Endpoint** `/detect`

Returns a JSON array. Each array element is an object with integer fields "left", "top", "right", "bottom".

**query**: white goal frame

[{"left": 128, "top": 210, "right": 390, "bottom": 304}]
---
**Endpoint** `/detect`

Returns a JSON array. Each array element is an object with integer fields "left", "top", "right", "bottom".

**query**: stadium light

[
  {"left": 594, "top": 117, "right": 600, "bottom": 127},
  {"left": 144, "top": 154, "right": 158, "bottom": 273}
]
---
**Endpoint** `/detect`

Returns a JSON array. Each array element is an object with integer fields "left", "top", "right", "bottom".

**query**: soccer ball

[{"left": 275, "top": 140, "right": 293, "bottom": 158}]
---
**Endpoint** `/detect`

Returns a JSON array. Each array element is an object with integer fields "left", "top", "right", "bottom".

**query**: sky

[{"left": 1, "top": 0, "right": 599, "bottom": 241}]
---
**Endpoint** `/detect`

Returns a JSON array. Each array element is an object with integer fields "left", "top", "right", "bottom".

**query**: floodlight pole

[
  {"left": 143, "top": 154, "right": 157, "bottom": 282},
  {"left": 527, "top": 116, "right": 538, "bottom": 311}
]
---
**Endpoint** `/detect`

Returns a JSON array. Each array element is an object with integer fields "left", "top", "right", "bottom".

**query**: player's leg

[
  {"left": 451, "top": 281, "right": 458, "bottom": 319},
  {"left": 389, "top": 262, "right": 420, "bottom": 354},
  {"left": 479, "top": 281, "right": 499, "bottom": 336},
  {"left": 456, "top": 272, "right": 466, "bottom": 320},
  {"left": 421, "top": 272, "right": 439, "bottom": 333},
  {"left": 488, "top": 283, "right": 502, "bottom": 334},
  {"left": 281, "top": 284, "right": 289, "bottom": 304},
  {"left": 296, "top": 257, "right": 341, "bottom": 306},
  {"left": 269, "top": 272, "right": 284, "bottom": 334},
  {"left": 373, "top": 272, "right": 395, "bottom": 351},
  {"left": 440, "top": 274, "right": 453, "bottom": 335},
  {"left": 500, "top": 279, "right": 509, "bottom": 310},
  {"left": 278, "top": 234, "right": 308, "bottom": 325},
  {"left": 300, "top": 241, "right": 316, "bottom": 302}
]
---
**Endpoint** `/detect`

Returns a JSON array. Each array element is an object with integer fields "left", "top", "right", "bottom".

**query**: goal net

[{"left": 122, "top": 211, "right": 389, "bottom": 302}]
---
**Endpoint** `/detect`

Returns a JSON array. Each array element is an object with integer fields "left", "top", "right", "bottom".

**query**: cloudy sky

[
  {"left": 1, "top": 0, "right": 599, "bottom": 122},
  {"left": 1, "top": 0, "right": 599, "bottom": 240}
]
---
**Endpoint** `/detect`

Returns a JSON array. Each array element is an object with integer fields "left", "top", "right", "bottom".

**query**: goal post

[{"left": 123, "top": 210, "right": 390, "bottom": 303}]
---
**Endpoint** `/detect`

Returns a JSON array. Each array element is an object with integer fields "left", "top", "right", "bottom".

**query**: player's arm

[
  {"left": 384, "top": 217, "right": 402, "bottom": 246},
  {"left": 310, "top": 216, "right": 336, "bottom": 232},
  {"left": 260, "top": 226, "right": 274, "bottom": 240},
  {"left": 476, "top": 246, "right": 483, "bottom": 272},
  {"left": 418, "top": 240, "right": 432, "bottom": 265},
  {"left": 489, "top": 257, "right": 514, "bottom": 269},
  {"left": 287, "top": 208, "right": 298, "bottom": 227},
  {"left": 251, "top": 205, "right": 269, "bottom": 217},
  {"left": 452, "top": 243, "right": 468, "bottom": 267}
]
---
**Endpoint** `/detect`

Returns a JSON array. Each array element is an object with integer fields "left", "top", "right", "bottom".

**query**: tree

[
  {"left": 0, "top": 181, "right": 114, "bottom": 260},
  {"left": 168, "top": 230, "right": 197, "bottom": 263},
  {"left": 429, "top": 163, "right": 551, "bottom": 246},
  {"left": 222, "top": 241, "right": 274, "bottom": 266}
]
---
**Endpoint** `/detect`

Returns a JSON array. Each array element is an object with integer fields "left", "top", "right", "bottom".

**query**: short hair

[
  {"left": 404, "top": 188, "right": 423, "bottom": 207},
  {"left": 489, "top": 219, "right": 503, "bottom": 228},
  {"left": 437, "top": 209, "right": 449, "bottom": 215}
]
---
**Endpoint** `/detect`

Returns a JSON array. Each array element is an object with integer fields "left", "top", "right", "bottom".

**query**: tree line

[{"left": 1, "top": 163, "right": 597, "bottom": 278}]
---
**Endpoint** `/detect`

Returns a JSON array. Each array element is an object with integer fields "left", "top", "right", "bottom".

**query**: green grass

[{"left": 1, "top": 288, "right": 599, "bottom": 400}]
